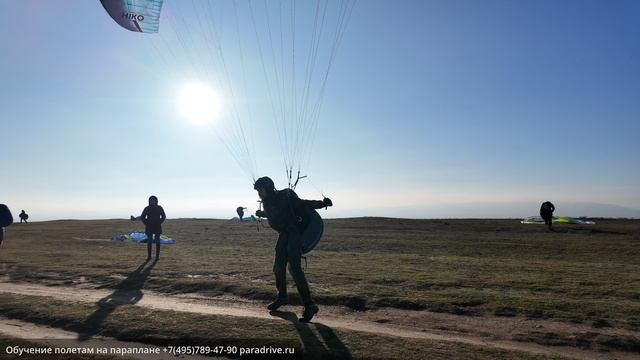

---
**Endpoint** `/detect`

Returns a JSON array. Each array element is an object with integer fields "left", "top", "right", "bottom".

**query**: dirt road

[{"left": 0, "top": 281, "right": 638, "bottom": 360}]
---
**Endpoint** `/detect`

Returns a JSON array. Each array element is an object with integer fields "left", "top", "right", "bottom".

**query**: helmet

[{"left": 253, "top": 176, "right": 275, "bottom": 191}]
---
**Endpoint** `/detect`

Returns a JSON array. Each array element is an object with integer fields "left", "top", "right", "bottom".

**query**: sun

[{"left": 178, "top": 83, "right": 222, "bottom": 124}]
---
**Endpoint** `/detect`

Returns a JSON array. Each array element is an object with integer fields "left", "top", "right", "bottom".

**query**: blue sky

[{"left": 1, "top": 0, "right": 639, "bottom": 220}]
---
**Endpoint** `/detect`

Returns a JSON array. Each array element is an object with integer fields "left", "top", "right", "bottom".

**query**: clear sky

[{"left": 1, "top": 0, "right": 639, "bottom": 220}]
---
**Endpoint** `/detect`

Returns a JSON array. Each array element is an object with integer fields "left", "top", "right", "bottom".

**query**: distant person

[
  {"left": 236, "top": 206, "right": 247, "bottom": 222},
  {"left": 540, "top": 201, "right": 555, "bottom": 230},
  {"left": 19, "top": 210, "right": 28, "bottom": 224},
  {"left": 0, "top": 204, "right": 14, "bottom": 247},
  {"left": 253, "top": 176, "right": 332, "bottom": 323},
  {"left": 141, "top": 196, "right": 166, "bottom": 261}
]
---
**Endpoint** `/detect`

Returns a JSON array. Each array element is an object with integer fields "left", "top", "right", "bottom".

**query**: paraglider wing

[{"left": 100, "top": 0, "right": 163, "bottom": 33}]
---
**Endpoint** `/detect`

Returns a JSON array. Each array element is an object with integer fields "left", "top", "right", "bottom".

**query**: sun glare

[{"left": 178, "top": 83, "right": 222, "bottom": 124}]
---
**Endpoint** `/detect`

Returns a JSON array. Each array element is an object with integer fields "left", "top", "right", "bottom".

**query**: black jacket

[
  {"left": 141, "top": 205, "right": 166, "bottom": 234},
  {"left": 540, "top": 202, "right": 555, "bottom": 217},
  {"left": 261, "top": 189, "right": 324, "bottom": 233}
]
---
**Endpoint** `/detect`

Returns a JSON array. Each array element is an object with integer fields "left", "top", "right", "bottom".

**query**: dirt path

[{"left": 0, "top": 281, "right": 638, "bottom": 360}]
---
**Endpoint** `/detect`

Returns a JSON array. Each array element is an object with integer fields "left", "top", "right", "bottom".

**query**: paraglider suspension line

[
  {"left": 288, "top": 168, "right": 307, "bottom": 190},
  {"left": 256, "top": 200, "right": 267, "bottom": 232}
]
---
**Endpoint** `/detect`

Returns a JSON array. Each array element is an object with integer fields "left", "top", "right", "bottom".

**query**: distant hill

[
  {"left": 550, "top": 202, "right": 640, "bottom": 218},
  {"left": 340, "top": 202, "right": 640, "bottom": 219}
]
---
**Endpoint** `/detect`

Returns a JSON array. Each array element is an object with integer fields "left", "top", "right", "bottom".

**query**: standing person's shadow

[
  {"left": 269, "top": 311, "right": 352, "bottom": 359},
  {"left": 78, "top": 259, "right": 156, "bottom": 341}
]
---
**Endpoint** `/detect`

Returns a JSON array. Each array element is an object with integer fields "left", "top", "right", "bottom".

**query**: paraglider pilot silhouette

[
  {"left": 236, "top": 206, "right": 247, "bottom": 222},
  {"left": 141, "top": 195, "right": 166, "bottom": 261},
  {"left": 19, "top": 210, "right": 28, "bottom": 224},
  {"left": 540, "top": 201, "right": 555, "bottom": 230},
  {"left": 254, "top": 176, "right": 332, "bottom": 323}
]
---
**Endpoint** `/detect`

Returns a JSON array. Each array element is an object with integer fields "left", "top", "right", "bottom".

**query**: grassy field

[
  {"left": 0, "top": 217, "right": 639, "bottom": 359},
  {"left": 1, "top": 218, "right": 638, "bottom": 330}
]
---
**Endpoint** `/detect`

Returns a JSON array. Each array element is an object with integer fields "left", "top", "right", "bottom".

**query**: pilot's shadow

[
  {"left": 78, "top": 260, "right": 156, "bottom": 341},
  {"left": 270, "top": 310, "right": 352, "bottom": 359}
]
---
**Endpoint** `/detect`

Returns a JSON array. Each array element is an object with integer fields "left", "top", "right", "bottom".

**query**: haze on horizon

[{"left": 1, "top": 0, "right": 639, "bottom": 221}]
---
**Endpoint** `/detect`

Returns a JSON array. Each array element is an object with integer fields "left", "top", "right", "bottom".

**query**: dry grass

[{"left": 0, "top": 218, "right": 639, "bottom": 330}]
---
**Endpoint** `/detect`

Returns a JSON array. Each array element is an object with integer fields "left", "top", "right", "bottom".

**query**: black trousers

[
  {"left": 273, "top": 225, "right": 313, "bottom": 305},
  {"left": 146, "top": 233, "right": 161, "bottom": 258}
]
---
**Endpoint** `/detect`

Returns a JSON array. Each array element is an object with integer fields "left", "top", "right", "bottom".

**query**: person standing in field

[
  {"left": 19, "top": 210, "right": 28, "bottom": 224},
  {"left": 0, "top": 204, "right": 13, "bottom": 247},
  {"left": 141, "top": 195, "right": 166, "bottom": 261},
  {"left": 253, "top": 176, "right": 332, "bottom": 323},
  {"left": 236, "top": 206, "right": 247, "bottom": 222},
  {"left": 540, "top": 201, "right": 555, "bottom": 230}
]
